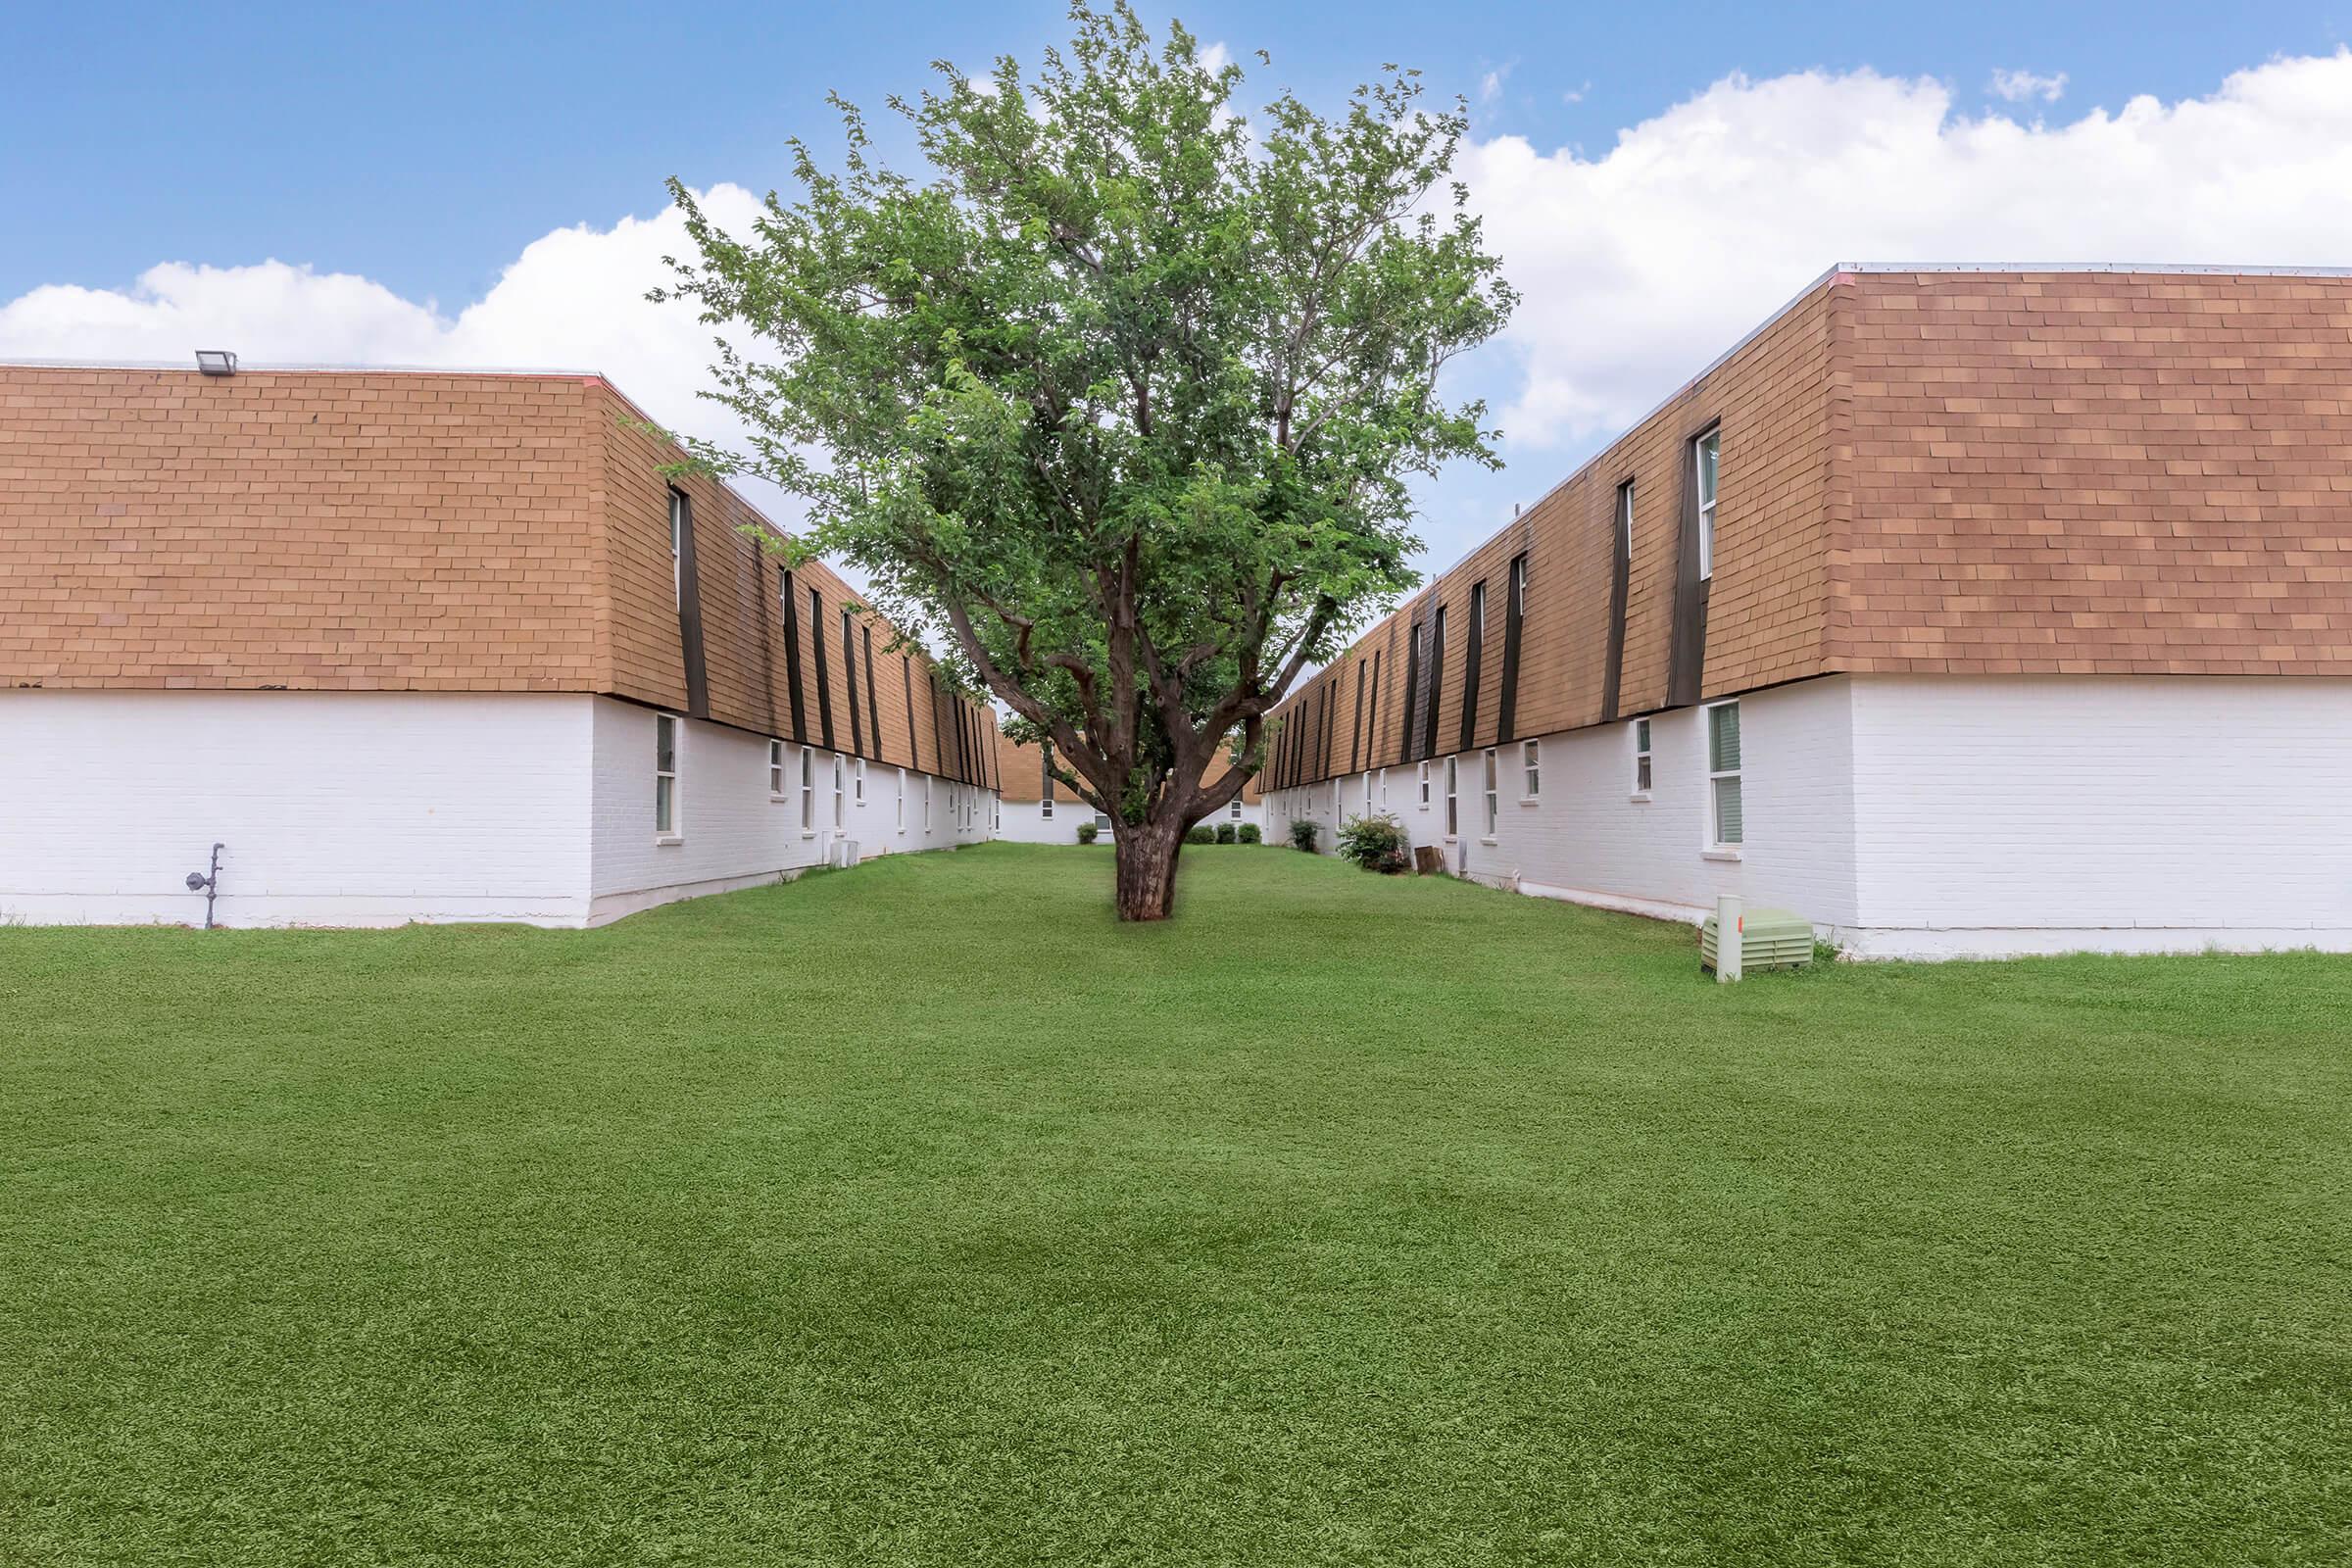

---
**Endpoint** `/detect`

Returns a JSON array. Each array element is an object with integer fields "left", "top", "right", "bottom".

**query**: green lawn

[{"left": 3, "top": 844, "right": 2347, "bottom": 1566}]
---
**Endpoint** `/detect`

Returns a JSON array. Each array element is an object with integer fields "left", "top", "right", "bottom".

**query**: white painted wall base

[
  {"left": 1266, "top": 674, "right": 2352, "bottom": 960},
  {"left": 0, "top": 690, "right": 999, "bottom": 928}
]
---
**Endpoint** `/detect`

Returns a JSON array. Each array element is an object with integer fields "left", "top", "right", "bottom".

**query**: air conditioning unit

[
  {"left": 832, "top": 839, "right": 859, "bottom": 869},
  {"left": 1700, "top": 906, "right": 1814, "bottom": 974}
]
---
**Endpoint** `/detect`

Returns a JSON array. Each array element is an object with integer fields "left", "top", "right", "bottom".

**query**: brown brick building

[
  {"left": 1260, "top": 268, "right": 2352, "bottom": 956},
  {"left": 1, "top": 363, "right": 1001, "bottom": 926}
]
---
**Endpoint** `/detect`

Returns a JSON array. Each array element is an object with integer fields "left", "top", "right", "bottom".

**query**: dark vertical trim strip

[
  {"left": 862, "top": 626, "right": 883, "bottom": 764},
  {"left": 809, "top": 587, "right": 836, "bottom": 749},
  {"left": 670, "top": 490, "right": 710, "bottom": 720},
  {"left": 1348, "top": 659, "right": 1366, "bottom": 773},
  {"left": 902, "top": 655, "right": 920, "bottom": 773},
  {"left": 1669, "top": 427, "right": 1714, "bottom": 709},
  {"left": 1496, "top": 554, "right": 1525, "bottom": 744},
  {"left": 929, "top": 673, "right": 948, "bottom": 782},
  {"left": 1399, "top": 618, "right": 1423, "bottom": 764},
  {"left": 841, "top": 608, "right": 864, "bottom": 758},
  {"left": 1458, "top": 581, "right": 1485, "bottom": 756},
  {"left": 1421, "top": 603, "right": 1446, "bottom": 761},
  {"left": 1603, "top": 482, "right": 1633, "bottom": 722},
  {"left": 780, "top": 568, "right": 808, "bottom": 744}
]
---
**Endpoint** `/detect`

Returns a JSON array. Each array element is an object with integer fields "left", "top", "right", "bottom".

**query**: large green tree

[{"left": 657, "top": 2, "right": 1514, "bottom": 919}]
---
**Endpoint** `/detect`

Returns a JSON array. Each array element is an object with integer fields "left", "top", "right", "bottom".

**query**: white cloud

[
  {"left": 0, "top": 182, "right": 781, "bottom": 511},
  {"left": 1460, "top": 49, "right": 2352, "bottom": 450},
  {"left": 1988, "top": 68, "right": 2070, "bottom": 104}
]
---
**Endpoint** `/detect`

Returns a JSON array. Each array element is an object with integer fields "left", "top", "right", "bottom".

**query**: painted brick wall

[
  {"left": 1846, "top": 674, "right": 2352, "bottom": 953},
  {"left": 0, "top": 690, "right": 594, "bottom": 925}
]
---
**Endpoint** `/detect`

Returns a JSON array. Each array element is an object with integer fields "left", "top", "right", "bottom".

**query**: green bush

[
  {"left": 1076, "top": 821, "right": 1099, "bottom": 844},
  {"left": 1186, "top": 825, "right": 1217, "bottom": 845},
  {"left": 1288, "top": 818, "right": 1321, "bottom": 853},
  {"left": 1237, "top": 822, "right": 1262, "bottom": 845},
  {"left": 1336, "top": 812, "right": 1411, "bottom": 874},
  {"left": 1215, "top": 822, "right": 1238, "bottom": 845}
]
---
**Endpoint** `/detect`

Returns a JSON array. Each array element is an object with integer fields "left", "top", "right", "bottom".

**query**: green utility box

[{"left": 1700, "top": 906, "right": 1815, "bottom": 973}]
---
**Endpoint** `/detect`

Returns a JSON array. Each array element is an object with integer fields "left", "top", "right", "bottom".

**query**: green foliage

[
  {"left": 1288, "top": 817, "right": 1321, "bottom": 853},
  {"left": 1237, "top": 822, "right": 1262, "bottom": 845},
  {"left": 1076, "top": 821, "right": 1101, "bottom": 844},
  {"left": 1214, "top": 822, "right": 1238, "bottom": 845},
  {"left": 1186, "top": 825, "right": 1217, "bottom": 846},
  {"left": 2, "top": 846, "right": 2345, "bottom": 1564},
  {"left": 1335, "top": 811, "right": 1410, "bottom": 873},
  {"left": 652, "top": 2, "right": 1515, "bottom": 885}
]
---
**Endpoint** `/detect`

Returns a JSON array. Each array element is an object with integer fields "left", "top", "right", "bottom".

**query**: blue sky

[{"left": 9, "top": 0, "right": 2352, "bottom": 582}]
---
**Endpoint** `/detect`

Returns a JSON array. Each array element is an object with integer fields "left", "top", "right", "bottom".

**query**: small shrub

[
  {"left": 1237, "top": 822, "right": 1262, "bottom": 845},
  {"left": 1336, "top": 812, "right": 1410, "bottom": 874},
  {"left": 1186, "top": 825, "right": 1216, "bottom": 846},
  {"left": 1288, "top": 818, "right": 1321, "bottom": 853},
  {"left": 1215, "top": 822, "right": 1237, "bottom": 845},
  {"left": 1076, "top": 821, "right": 1099, "bottom": 844}
]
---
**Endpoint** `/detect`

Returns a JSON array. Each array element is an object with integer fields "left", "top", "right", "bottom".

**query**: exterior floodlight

[{"left": 195, "top": 350, "right": 237, "bottom": 376}]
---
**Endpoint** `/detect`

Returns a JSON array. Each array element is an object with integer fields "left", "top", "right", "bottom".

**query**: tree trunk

[{"left": 1111, "top": 817, "right": 1186, "bottom": 922}]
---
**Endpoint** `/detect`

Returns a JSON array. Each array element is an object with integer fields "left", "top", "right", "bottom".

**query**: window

[
  {"left": 800, "top": 747, "right": 814, "bottom": 830},
  {"left": 655, "top": 713, "right": 680, "bottom": 837},
  {"left": 768, "top": 739, "right": 786, "bottom": 799},
  {"left": 854, "top": 758, "right": 866, "bottom": 805},
  {"left": 1232, "top": 798, "right": 1245, "bottom": 819},
  {"left": 1380, "top": 768, "right": 1389, "bottom": 810},
  {"left": 1361, "top": 771, "right": 1372, "bottom": 817},
  {"left": 1631, "top": 718, "right": 1653, "bottom": 796},
  {"left": 897, "top": 768, "right": 907, "bottom": 832},
  {"left": 1522, "top": 739, "right": 1541, "bottom": 800},
  {"left": 1042, "top": 794, "right": 1054, "bottom": 819},
  {"left": 1418, "top": 760, "right": 1431, "bottom": 809},
  {"left": 1481, "top": 748, "right": 1498, "bottom": 838},
  {"left": 1694, "top": 428, "right": 1720, "bottom": 580},
  {"left": 1444, "top": 756, "right": 1459, "bottom": 838},
  {"left": 833, "top": 756, "right": 846, "bottom": 829},
  {"left": 1618, "top": 478, "right": 1635, "bottom": 559},
  {"left": 668, "top": 491, "right": 686, "bottom": 608},
  {"left": 924, "top": 776, "right": 934, "bottom": 831},
  {"left": 1707, "top": 702, "right": 1742, "bottom": 849}
]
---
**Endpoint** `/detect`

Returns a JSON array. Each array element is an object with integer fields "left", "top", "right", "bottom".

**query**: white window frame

[
  {"left": 1361, "top": 771, "right": 1372, "bottom": 817},
  {"left": 669, "top": 490, "right": 690, "bottom": 610},
  {"left": 1481, "top": 747, "right": 1498, "bottom": 840},
  {"left": 1631, "top": 718, "right": 1652, "bottom": 800},
  {"left": 924, "top": 776, "right": 934, "bottom": 832},
  {"left": 1232, "top": 797, "right": 1245, "bottom": 819},
  {"left": 854, "top": 758, "right": 866, "bottom": 805},
  {"left": 1444, "top": 756, "right": 1459, "bottom": 839},
  {"left": 833, "top": 755, "right": 846, "bottom": 829},
  {"left": 1618, "top": 478, "right": 1635, "bottom": 560},
  {"left": 897, "top": 768, "right": 907, "bottom": 833},
  {"left": 1705, "top": 700, "right": 1742, "bottom": 855},
  {"left": 1521, "top": 738, "right": 1540, "bottom": 802},
  {"left": 655, "top": 712, "right": 681, "bottom": 841},
  {"left": 1417, "top": 760, "right": 1431, "bottom": 809},
  {"left": 1041, "top": 790, "right": 1054, "bottom": 820},
  {"left": 768, "top": 738, "right": 787, "bottom": 801},
  {"left": 1694, "top": 428, "right": 1720, "bottom": 581},
  {"left": 800, "top": 747, "right": 815, "bottom": 833}
]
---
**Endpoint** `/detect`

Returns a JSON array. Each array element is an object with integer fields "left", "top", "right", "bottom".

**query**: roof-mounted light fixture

[{"left": 195, "top": 350, "right": 237, "bottom": 376}]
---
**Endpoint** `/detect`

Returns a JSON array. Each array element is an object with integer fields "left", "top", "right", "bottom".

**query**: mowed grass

[{"left": 2, "top": 844, "right": 2347, "bottom": 1567}]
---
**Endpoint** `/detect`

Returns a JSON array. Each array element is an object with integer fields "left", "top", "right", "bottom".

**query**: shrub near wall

[
  {"left": 1289, "top": 819, "right": 1321, "bottom": 853},
  {"left": 1077, "top": 822, "right": 1099, "bottom": 844},
  {"left": 1215, "top": 823, "right": 1237, "bottom": 845},
  {"left": 1337, "top": 813, "right": 1411, "bottom": 874},
  {"left": 1186, "top": 825, "right": 1217, "bottom": 846},
  {"left": 1238, "top": 823, "right": 1261, "bottom": 845}
]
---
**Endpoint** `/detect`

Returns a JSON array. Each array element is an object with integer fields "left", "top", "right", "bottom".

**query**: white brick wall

[
  {"left": 997, "top": 798, "right": 1262, "bottom": 845},
  {"left": 1847, "top": 675, "right": 2352, "bottom": 956},
  {"left": 0, "top": 690, "right": 594, "bottom": 927},
  {"left": 1267, "top": 679, "right": 1858, "bottom": 925},
  {"left": 587, "top": 698, "right": 995, "bottom": 924},
  {"left": 0, "top": 691, "right": 998, "bottom": 929}
]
